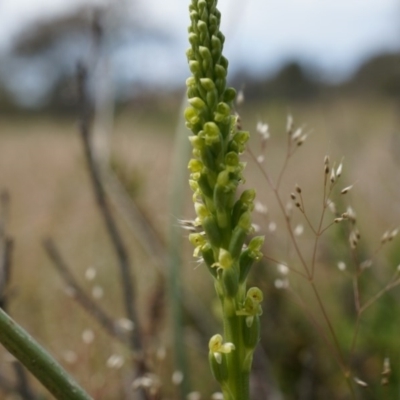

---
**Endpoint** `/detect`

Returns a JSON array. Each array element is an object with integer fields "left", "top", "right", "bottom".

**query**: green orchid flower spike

[{"left": 185, "top": 1, "right": 264, "bottom": 398}]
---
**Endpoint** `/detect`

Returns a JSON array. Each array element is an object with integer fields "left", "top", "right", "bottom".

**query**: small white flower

[
  {"left": 116, "top": 318, "right": 134, "bottom": 332},
  {"left": 92, "top": 285, "right": 104, "bottom": 299},
  {"left": 63, "top": 350, "right": 78, "bottom": 364},
  {"left": 172, "top": 370, "right": 184, "bottom": 385},
  {"left": 209, "top": 334, "right": 235, "bottom": 364},
  {"left": 274, "top": 279, "right": 289, "bottom": 289},
  {"left": 277, "top": 264, "right": 289, "bottom": 275},
  {"left": 337, "top": 261, "right": 346, "bottom": 271},
  {"left": 85, "top": 267, "right": 97, "bottom": 281},
  {"left": 252, "top": 223, "right": 261, "bottom": 233},
  {"left": 106, "top": 354, "right": 124, "bottom": 369},
  {"left": 82, "top": 329, "right": 95, "bottom": 344},
  {"left": 268, "top": 222, "right": 277, "bottom": 232},
  {"left": 294, "top": 224, "right": 304, "bottom": 236},
  {"left": 255, "top": 201, "right": 268, "bottom": 215},
  {"left": 256, "top": 121, "right": 269, "bottom": 140},
  {"left": 187, "top": 391, "right": 201, "bottom": 400}
]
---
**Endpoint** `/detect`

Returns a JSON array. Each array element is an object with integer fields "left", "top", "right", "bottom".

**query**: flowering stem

[{"left": 185, "top": 1, "right": 264, "bottom": 398}]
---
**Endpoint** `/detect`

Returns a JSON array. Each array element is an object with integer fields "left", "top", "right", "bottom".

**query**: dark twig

[
  {"left": 0, "top": 190, "right": 37, "bottom": 400},
  {"left": 13, "top": 362, "right": 37, "bottom": 400},
  {"left": 0, "top": 190, "right": 12, "bottom": 310},
  {"left": 0, "top": 370, "right": 16, "bottom": 395},
  {"left": 43, "top": 238, "right": 129, "bottom": 344},
  {"left": 76, "top": 64, "right": 148, "bottom": 397}
]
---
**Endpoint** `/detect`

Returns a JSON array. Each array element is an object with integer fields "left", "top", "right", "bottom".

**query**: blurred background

[{"left": 0, "top": 0, "right": 400, "bottom": 399}]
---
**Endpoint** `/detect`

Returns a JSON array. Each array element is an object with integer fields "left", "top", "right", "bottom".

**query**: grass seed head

[
  {"left": 341, "top": 185, "right": 353, "bottom": 194},
  {"left": 236, "top": 90, "right": 244, "bottom": 105},
  {"left": 354, "top": 377, "right": 368, "bottom": 387},
  {"left": 336, "top": 162, "right": 343, "bottom": 177}
]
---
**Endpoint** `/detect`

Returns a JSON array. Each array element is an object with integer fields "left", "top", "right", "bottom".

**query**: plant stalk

[{"left": 0, "top": 307, "right": 92, "bottom": 400}]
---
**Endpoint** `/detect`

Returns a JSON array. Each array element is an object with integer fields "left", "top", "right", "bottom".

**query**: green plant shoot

[{"left": 185, "top": 1, "right": 264, "bottom": 398}]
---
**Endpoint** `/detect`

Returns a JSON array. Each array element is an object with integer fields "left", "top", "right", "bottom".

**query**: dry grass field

[{"left": 0, "top": 94, "right": 399, "bottom": 399}]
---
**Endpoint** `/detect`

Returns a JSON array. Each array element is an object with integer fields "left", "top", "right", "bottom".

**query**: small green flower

[
  {"left": 236, "top": 287, "right": 263, "bottom": 327},
  {"left": 209, "top": 334, "right": 235, "bottom": 364},
  {"left": 212, "top": 248, "right": 233, "bottom": 271}
]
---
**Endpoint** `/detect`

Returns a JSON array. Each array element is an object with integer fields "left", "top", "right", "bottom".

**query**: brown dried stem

[
  {"left": 0, "top": 190, "right": 37, "bottom": 400},
  {"left": 76, "top": 63, "right": 148, "bottom": 399},
  {"left": 43, "top": 238, "right": 129, "bottom": 344}
]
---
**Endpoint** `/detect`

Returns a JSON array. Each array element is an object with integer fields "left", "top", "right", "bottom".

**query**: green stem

[
  {"left": 0, "top": 308, "right": 92, "bottom": 400},
  {"left": 223, "top": 300, "right": 250, "bottom": 400}
]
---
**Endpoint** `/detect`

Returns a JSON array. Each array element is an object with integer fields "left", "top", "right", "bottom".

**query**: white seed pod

[
  {"left": 389, "top": 228, "right": 399, "bottom": 241},
  {"left": 346, "top": 206, "right": 356, "bottom": 222},
  {"left": 327, "top": 200, "right": 336, "bottom": 214},
  {"left": 382, "top": 357, "right": 391, "bottom": 376},
  {"left": 349, "top": 231, "right": 358, "bottom": 249},
  {"left": 291, "top": 127, "right": 303, "bottom": 142},
  {"left": 381, "top": 231, "right": 390, "bottom": 244},
  {"left": 286, "top": 202, "right": 293, "bottom": 218},
  {"left": 354, "top": 377, "right": 368, "bottom": 387},
  {"left": 341, "top": 185, "right": 353, "bottom": 195},
  {"left": 336, "top": 162, "right": 343, "bottom": 177},
  {"left": 330, "top": 168, "right": 336, "bottom": 183},
  {"left": 236, "top": 90, "right": 244, "bottom": 105},
  {"left": 297, "top": 134, "right": 308, "bottom": 146},
  {"left": 286, "top": 114, "right": 294, "bottom": 134}
]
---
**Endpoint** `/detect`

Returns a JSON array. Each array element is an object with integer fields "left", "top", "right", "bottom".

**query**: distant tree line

[
  {"left": 0, "top": 4, "right": 399, "bottom": 114},
  {"left": 231, "top": 53, "right": 400, "bottom": 103}
]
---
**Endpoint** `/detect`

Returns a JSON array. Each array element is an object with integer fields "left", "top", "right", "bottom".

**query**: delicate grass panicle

[{"left": 185, "top": 0, "right": 264, "bottom": 398}]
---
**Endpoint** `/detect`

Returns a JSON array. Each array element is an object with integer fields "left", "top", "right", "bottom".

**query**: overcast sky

[{"left": 0, "top": 0, "right": 399, "bottom": 104}]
